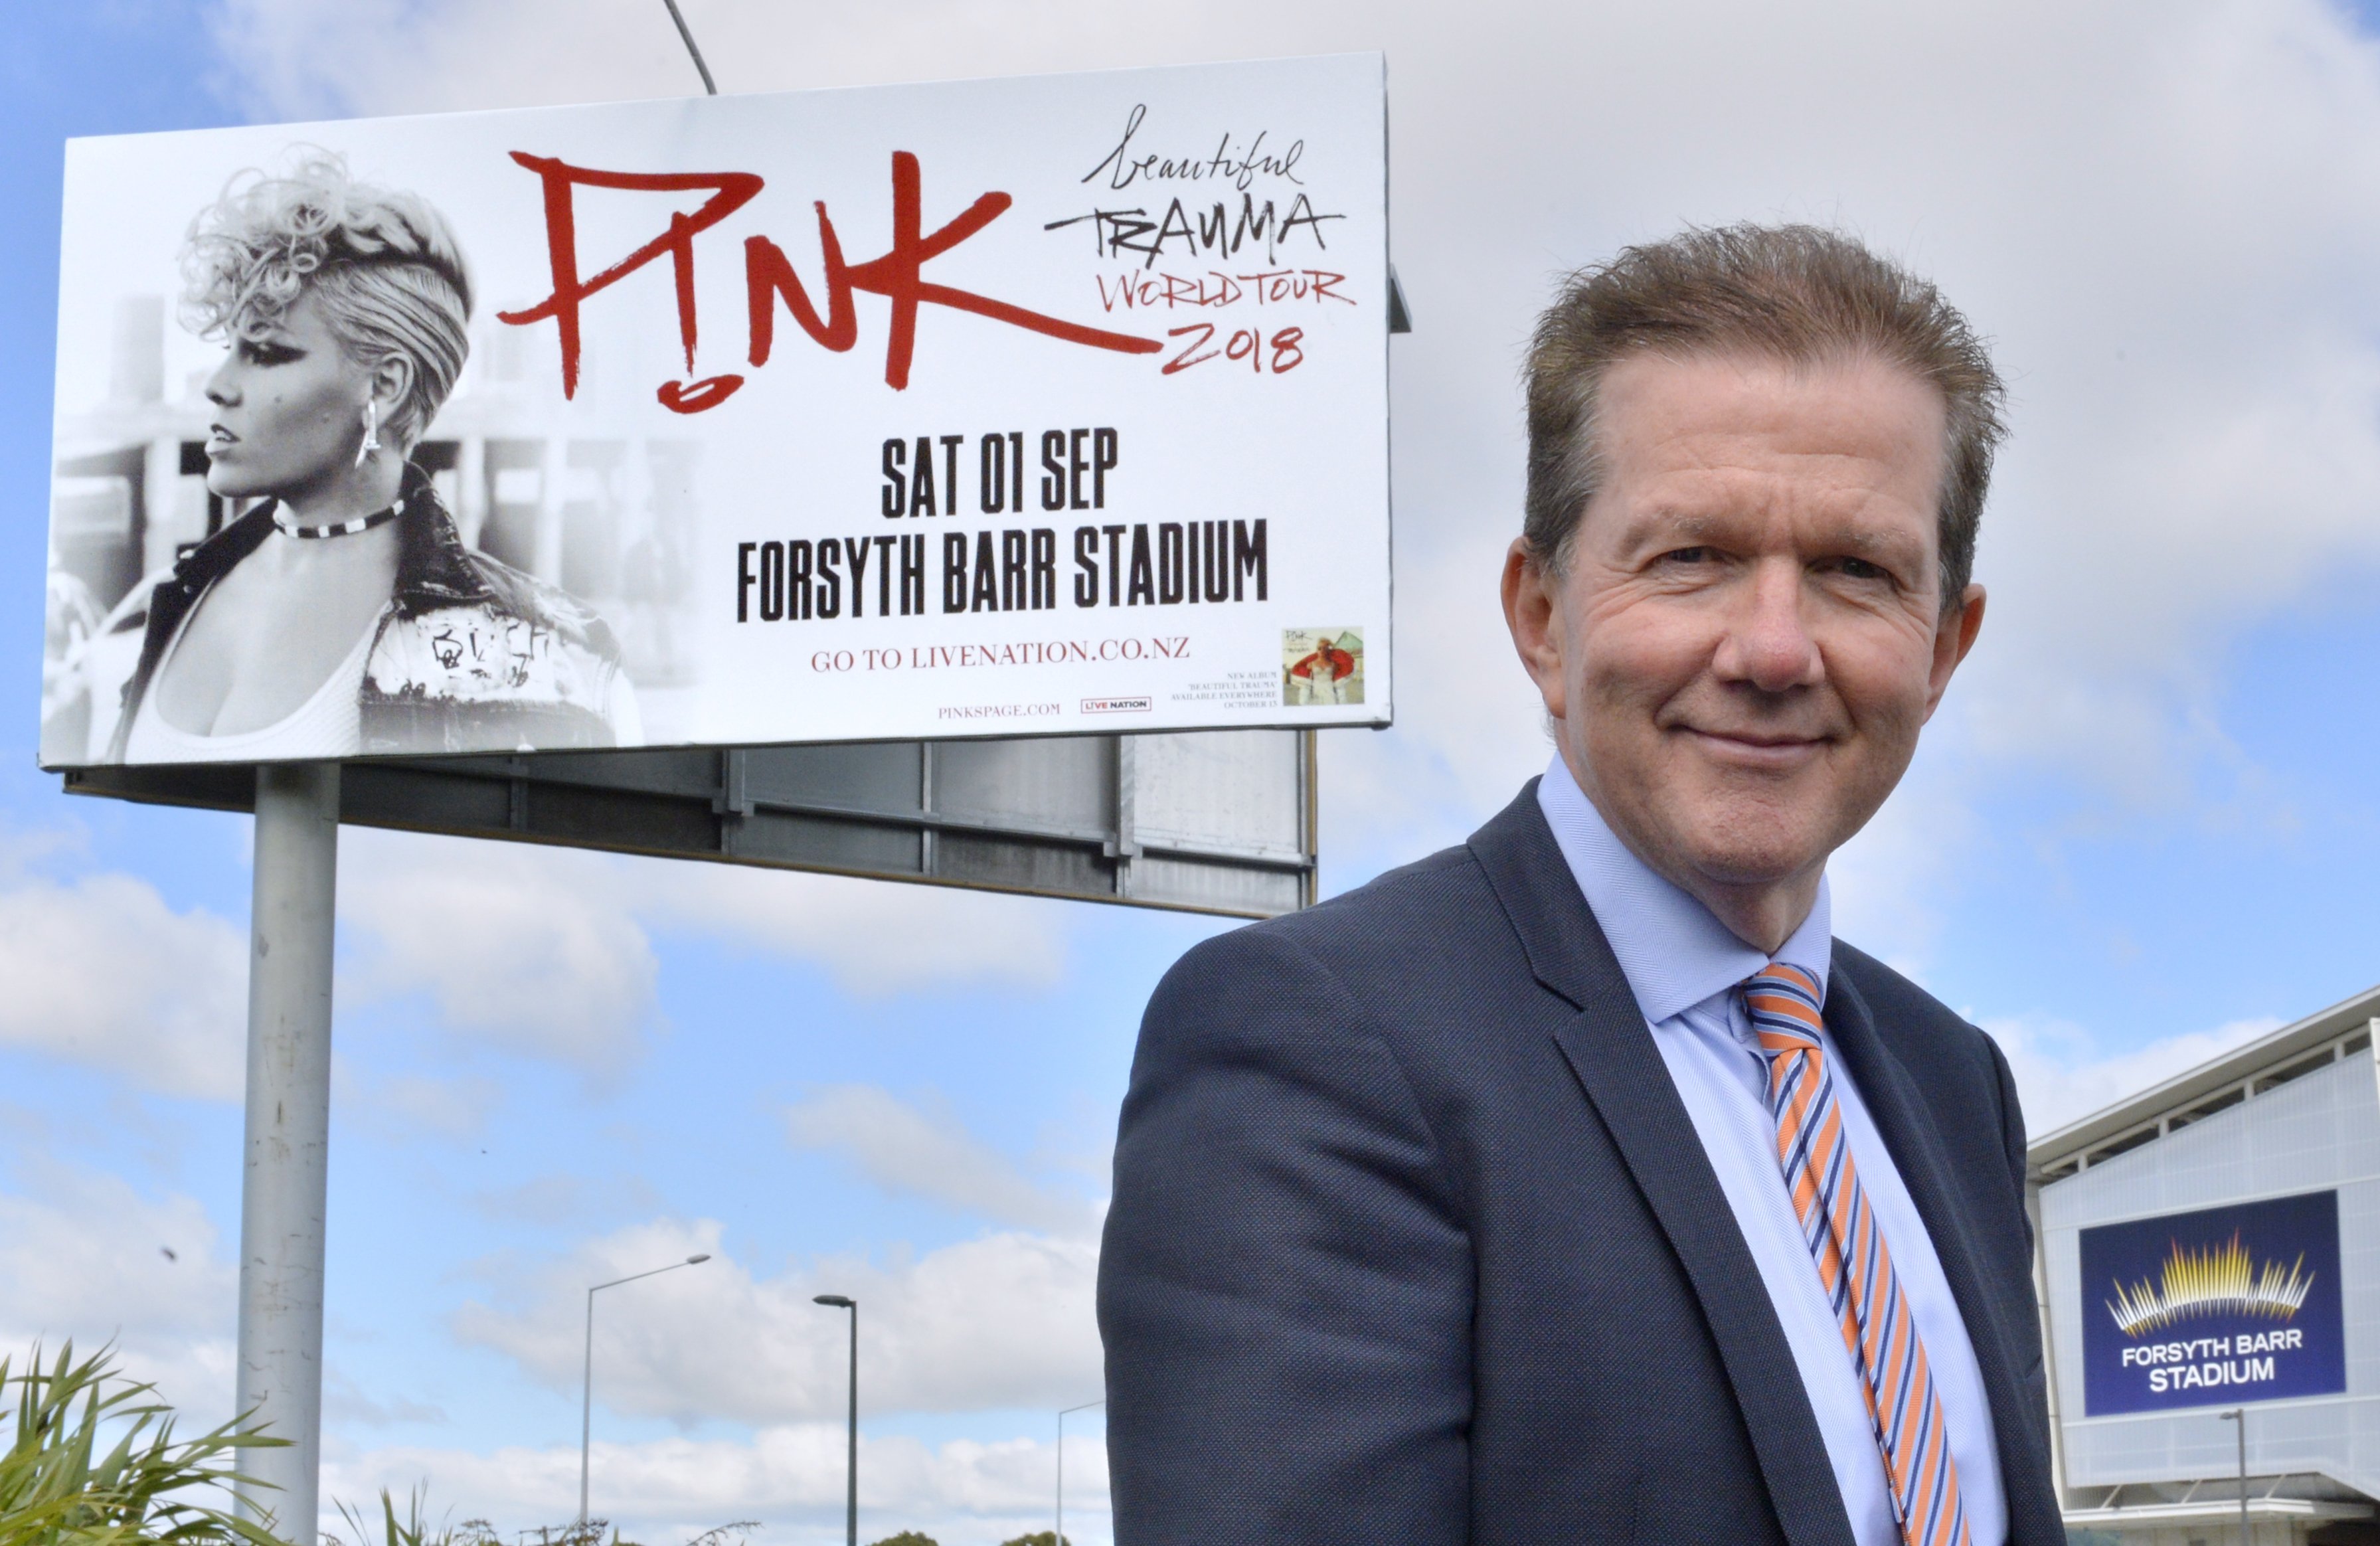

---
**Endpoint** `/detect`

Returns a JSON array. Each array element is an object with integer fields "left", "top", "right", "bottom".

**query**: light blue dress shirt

[{"left": 1537, "top": 757, "right": 2005, "bottom": 1546}]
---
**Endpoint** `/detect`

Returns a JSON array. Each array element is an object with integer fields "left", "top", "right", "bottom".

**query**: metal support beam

[
  {"left": 64, "top": 732, "right": 1316, "bottom": 918},
  {"left": 234, "top": 762, "right": 340, "bottom": 1538},
  {"left": 1110, "top": 735, "right": 1140, "bottom": 899}
]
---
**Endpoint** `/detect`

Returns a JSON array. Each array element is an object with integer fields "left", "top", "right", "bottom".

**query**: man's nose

[{"left": 1712, "top": 560, "right": 1823, "bottom": 692}]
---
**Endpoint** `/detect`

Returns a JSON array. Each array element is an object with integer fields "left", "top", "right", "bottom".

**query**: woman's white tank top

[{"left": 124, "top": 592, "right": 376, "bottom": 763}]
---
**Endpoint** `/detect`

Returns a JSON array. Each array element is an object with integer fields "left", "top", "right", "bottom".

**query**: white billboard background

[{"left": 44, "top": 53, "right": 1389, "bottom": 764}]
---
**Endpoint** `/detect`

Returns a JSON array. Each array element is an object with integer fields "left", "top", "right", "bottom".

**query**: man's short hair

[{"left": 1523, "top": 223, "right": 2005, "bottom": 604}]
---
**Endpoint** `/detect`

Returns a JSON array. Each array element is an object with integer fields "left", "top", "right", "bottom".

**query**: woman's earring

[{"left": 355, "top": 398, "right": 381, "bottom": 468}]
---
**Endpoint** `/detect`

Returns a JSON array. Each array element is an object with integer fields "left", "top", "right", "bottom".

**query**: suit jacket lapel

[
  {"left": 1824, "top": 970, "right": 2063, "bottom": 1545},
  {"left": 1470, "top": 788, "right": 1855, "bottom": 1546}
]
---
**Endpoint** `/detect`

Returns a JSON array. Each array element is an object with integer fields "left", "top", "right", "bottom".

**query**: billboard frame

[{"left": 61, "top": 729, "right": 1319, "bottom": 919}]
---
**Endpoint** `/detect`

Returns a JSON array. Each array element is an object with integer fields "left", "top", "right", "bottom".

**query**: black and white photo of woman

[{"left": 84, "top": 151, "right": 640, "bottom": 762}]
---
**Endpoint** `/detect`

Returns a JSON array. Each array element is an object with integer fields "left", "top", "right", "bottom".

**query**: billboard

[
  {"left": 41, "top": 54, "right": 1391, "bottom": 767},
  {"left": 2079, "top": 1189, "right": 2347, "bottom": 1416}
]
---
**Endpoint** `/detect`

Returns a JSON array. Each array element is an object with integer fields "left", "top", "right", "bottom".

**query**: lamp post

[
  {"left": 813, "top": 1295, "right": 857, "bottom": 1546},
  {"left": 1055, "top": 1399, "right": 1103, "bottom": 1546},
  {"left": 578, "top": 1253, "right": 713, "bottom": 1526},
  {"left": 2219, "top": 1408, "right": 2249, "bottom": 1546}
]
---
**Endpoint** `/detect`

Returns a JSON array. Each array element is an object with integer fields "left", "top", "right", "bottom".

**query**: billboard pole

[{"left": 233, "top": 762, "right": 341, "bottom": 1538}]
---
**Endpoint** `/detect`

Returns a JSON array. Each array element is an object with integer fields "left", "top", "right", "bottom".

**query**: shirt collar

[{"left": 1535, "top": 754, "right": 1832, "bottom": 1025}]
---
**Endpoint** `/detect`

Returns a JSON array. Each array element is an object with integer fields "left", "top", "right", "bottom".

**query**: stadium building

[{"left": 2031, "top": 984, "right": 2380, "bottom": 1545}]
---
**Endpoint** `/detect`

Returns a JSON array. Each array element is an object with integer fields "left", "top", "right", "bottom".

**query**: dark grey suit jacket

[{"left": 1098, "top": 782, "right": 2064, "bottom": 1545}]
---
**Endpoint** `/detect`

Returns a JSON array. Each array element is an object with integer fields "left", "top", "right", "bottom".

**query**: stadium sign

[{"left": 2079, "top": 1189, "right": 2347, "bottom": 1416}]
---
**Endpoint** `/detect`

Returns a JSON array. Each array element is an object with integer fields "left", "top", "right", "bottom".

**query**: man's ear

[
  {"left": 1922, "top": 581, "right": 1986, "bottom": 721},
  {"left": 1502, "top": 539, "right": 1569, "bottom": 723}
]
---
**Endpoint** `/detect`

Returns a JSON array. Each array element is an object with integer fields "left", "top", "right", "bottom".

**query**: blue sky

[{"left": 6, "top": 3, "right": 2380, "bottom": 1545}]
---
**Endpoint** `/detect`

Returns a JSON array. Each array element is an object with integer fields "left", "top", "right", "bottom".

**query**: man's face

[{"left": 1503, "top": 349, "right": 1985, "bottom": 941}]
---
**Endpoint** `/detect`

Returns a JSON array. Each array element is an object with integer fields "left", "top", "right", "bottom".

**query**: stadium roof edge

[{"left": 2023, "top": 980, "right": 2380, "bottom": 1181}]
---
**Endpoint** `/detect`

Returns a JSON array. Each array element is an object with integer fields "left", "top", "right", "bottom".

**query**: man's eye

[
  {"left": 1659, "top": 546, "right": 1713, "bottom": 566},
  {"left": 1833, "top": 557, "right": 1890, "bottom": 582}
]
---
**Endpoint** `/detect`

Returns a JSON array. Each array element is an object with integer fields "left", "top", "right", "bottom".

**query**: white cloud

[
  {"left": 335, "top": 828, "right": 1066, "bottom": 1074},
  {"left": 640, "top": 864, "right": 1068, "bottom": 998},
  {"left": 339, "top": 830, "right": 658, "bottom": 1073},
  {"left": 452, "top": 1211, "right": 1101, "bottom": 1427},
  {"left": 322, "top": 1426, "right": 1106, "bottom": 1546},
  {"left": 785, "top": 1085, "right": 1095, "bottom": 1234},
  {"left": 1987, "top": 1012, "right": 2282, "bottom": 1138},
  {"left": 436, "top": 1092, "right": 1102, "bottom": 1428},
  {"left": 1823, "top": 736, "right": 1986, "bottom": 978},
  {"left": 0, "top": 867, "right": 246, "bottom": 1100},
  {"left": 0, "top": 1160, "right": 238, "bottom": 1421},
  {"left": 0, "top": 814, "right": 1057, "bottom": 1105}
]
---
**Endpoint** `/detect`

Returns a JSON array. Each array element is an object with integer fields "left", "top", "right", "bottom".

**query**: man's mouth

[{"left": 1679, "top": 726, "right": 1830, "bottom": 764}]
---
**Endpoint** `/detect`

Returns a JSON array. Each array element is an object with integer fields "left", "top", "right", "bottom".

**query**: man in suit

[{"left": 1098, "top": 224, "right": 2067, "bottom": 1545}]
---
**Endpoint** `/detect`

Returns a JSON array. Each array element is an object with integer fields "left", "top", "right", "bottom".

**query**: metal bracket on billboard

[{"left": 64, "top": 731, "right": 1319, "bottom": 919}]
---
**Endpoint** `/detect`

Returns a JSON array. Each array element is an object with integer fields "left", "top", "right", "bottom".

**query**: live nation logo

[
  {"left": 1081, "top": 695, "right": 1152, "bottom": 714},
  {"left": 2079, "top": 1189, "right": 2347, "bottom": 1416}
]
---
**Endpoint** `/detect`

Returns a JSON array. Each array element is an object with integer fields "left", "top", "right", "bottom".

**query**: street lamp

[
  {"left": 2219, "top": 1408, "right": 2249, "bottom": 1546},
  {"left": 578, "top": 1253, "right": 712, "bottom": 1526},
  {"left": 813, "top": 1294, "right": 857, "bottom": 1546},
  {"left": 1055, "top": 1399, "right": 1103, "bottom": 1546}
]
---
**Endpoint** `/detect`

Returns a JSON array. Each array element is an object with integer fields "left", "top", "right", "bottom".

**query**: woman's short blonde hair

[{"left": 181, "top": 151, "right": 473, "bottom": 450}]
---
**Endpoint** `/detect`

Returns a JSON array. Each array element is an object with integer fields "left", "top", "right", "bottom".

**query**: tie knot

[{"left": 1743, "top": 962, "right": 1825, "bottom": 1056}]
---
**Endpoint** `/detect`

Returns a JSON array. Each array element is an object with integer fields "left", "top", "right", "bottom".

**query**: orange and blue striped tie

[{"left": 1743, "top": 963, "right": 1970, "bottom": 1546}]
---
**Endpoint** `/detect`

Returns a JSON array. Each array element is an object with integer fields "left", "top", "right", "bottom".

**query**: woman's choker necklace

[{"left": 274, "top": 495, "right": 404, "bottom": 540}]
